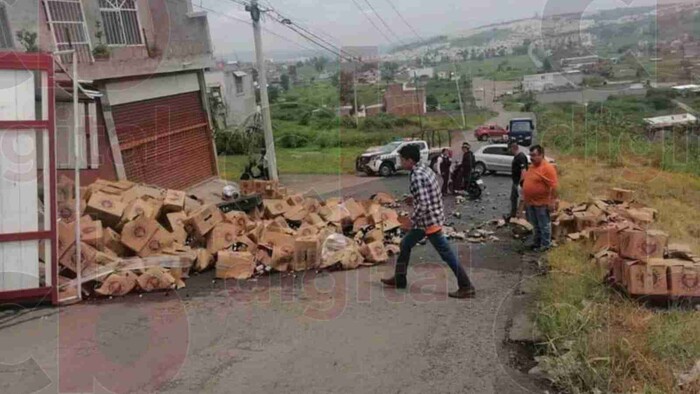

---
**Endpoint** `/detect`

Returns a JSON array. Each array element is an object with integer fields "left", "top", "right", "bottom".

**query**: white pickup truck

[{"left": 355, "top": 139, "right": 443, "bottom": 177}]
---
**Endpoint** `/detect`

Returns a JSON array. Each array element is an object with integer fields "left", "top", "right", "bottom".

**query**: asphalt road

[{"left": 0, "top": 123, "right": 546, "bottom": 394}]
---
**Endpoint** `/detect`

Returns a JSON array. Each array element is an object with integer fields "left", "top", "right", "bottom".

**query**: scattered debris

[
  {"left": 560, "top": 188, "right": 700, "bottom": 299},
  {"left": 56, "top": 179, "right": 402, "bottom": 303}
]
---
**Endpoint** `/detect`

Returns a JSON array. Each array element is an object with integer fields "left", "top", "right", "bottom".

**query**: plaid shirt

[{"left": 409, "top": 162, "right": 444, "bottom": 229}]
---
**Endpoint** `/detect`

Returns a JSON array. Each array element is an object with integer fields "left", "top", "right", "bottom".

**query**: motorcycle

[
  {"left": 448, "top": 168, "right": 485, "bottom": 200},
  {"left": 240, "top": 149, "right": 269, "bottom": 180}
]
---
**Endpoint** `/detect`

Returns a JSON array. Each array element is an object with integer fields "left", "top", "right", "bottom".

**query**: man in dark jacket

[
  {"left": 460, "top": 142, "right": 475, "bottom": 190},
  {"left": 507, "top": 140, "right": 529, "bottom": 221}
]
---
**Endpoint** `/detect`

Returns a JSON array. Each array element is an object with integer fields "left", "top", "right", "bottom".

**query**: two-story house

[
  {"left": 205, "top": 61, "right": 257, "bottom": 129},
  {"left": 2, "top": 0, "right": 218, "bottom": 189}
]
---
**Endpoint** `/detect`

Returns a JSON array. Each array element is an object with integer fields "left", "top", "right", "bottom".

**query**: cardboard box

[
  {"left": 353, "top": 217, "right": 369, "bottom": 233},
  {"left": 234, "top": 235, "right": 257, "bottom": 253},
  {"left": 60, "top": 242, "right": 98, "bottom": 275},
  {"left": 163, "top": 189, "right": 186, "bottom": 212},
  {"left": 57, "top": 199, "right": 84, "bottom": 223},
  {"left": 206, "top": 223, "right": 239, "bottom": 253},
  {"left": 194, "top": 248, "right": 214, "bottom": 272},
  {"left": 302, "top": 198, "right": 321, "bottom": 214},
  {"left": 80, "top": 219, "right": 104, "bottom": 248},
  {"left": 260, "top": 231, "right": 295, "bottom": 250},
  {"left": 138, "top": 227, "right": 174, "bottom": 257},
  {"left": 58, "top": 221, "right": 76, "bottom": 259},
  {"left": 573, "top": 211, "right": 599, "bottom": 232},
  {"left": 239, "top": 180, "right": 254, "bottom": 195},
  {"left": 608, "top": 188, "right": 634, "bottom": 203},
  {"left": 87, "top": 192, "right": 126, "bottom": 227},
  {"left": 293, "top": 236, "right": 321, "bottom": 271},
  {"left": 121, "top": 216, "right": 160, "bottom": 253},
  {"left": 619, "top": 229, "right": 668, "bottom": 261},
  {"left": 283, "top": 205, "right": 307, "bottom": 222},
  {"left": 371, "top": 192, "right": 395, "bottom": 204},
  {"left": 364, "top": 228, "right": 384, "bottom": 244},
  {"left": 263, "top": 199, "right": 290, "bottom": 217},
  {"left": 366, "top": 241, "right": 389, "bottom": 263},
  {"left": 187, "top": 204, "right": 223, "bottom": 237},
  {"left": 343, "top": 198, "right": 366, "bottom": 221},
  {"left": 166, "top": 211, "right": 189, "bottom": 245},
  {"left": 623, "top": 260, "right": 668, "bottom": 296},
  {"left": 286, "top": 194, "right": 305, "bottom": 207},
  {"left": 224, "top": 211, "right": 249, "bottom": 229},
  {"left": 103, "top": 227, "right": 127, "bottom": 256},
  {"left": 305, "top": 212, "right": 326, "bottom": 227},
  {"left": 610, "top": 255, "right": 629, "bottom": 285},
  {"left": 57, "top": 175, "right": 74, "bottom": 202},
  {"left": 592, "top": 250, "right": 618, "bottom": 272},
  {"left": 590, "top": 226, "right": 621, "bottom": 253},
  {"left": 121, "top": 198, "right": 156, "bottom": 222},
  {"left": 667, "top": 261, "right": 700, "bottom": 297},
  {"left": 216, "top": 251, "right": 255, "bottom": 279},
  {"left": 270, "top": 243, "right": 295, "bottom": 271},
  {"left": 144, "top": 197, "right": 164, "bottom": 220}
]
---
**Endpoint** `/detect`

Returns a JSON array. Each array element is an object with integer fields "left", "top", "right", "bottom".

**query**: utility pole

[
  {"left": 453, "top": 64, "right": 466, "bottom": 129},
  {"left": 413, "top": 71, "right": 424, "bottom": 134},
  {"left": 248, "top": 0, "right": 278, "bottom": 180},
  {"left": 353, "top": 62, "right": 359, "bottom": 127}
]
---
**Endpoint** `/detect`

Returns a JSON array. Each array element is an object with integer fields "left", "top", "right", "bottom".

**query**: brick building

[
  {"left": 3, "top": 0, "right": 217, "bottom": 189},
  {"left": 383, "top": 83, "right": 426, "bottom": 117}
]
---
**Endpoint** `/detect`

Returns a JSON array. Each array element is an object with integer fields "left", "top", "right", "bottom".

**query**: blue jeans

[
  {"left": 394, "top": 229, "right": 473, "bottom": 289},
  {"left": 526, "top": 205, "right": 552, "bottom": 248}
]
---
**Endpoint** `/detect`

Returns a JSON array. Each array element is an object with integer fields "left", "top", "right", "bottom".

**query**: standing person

[
  {"left": 381, "top": 145, "right": 476, "bottom": 298},
  {"left": 460, "top": 142, "right": 475, "bottom": 191},
  {"left": 436, "top": 148, "right": 452, "bottom": 194},
  {"left": 522, "top": 145, "right": 558, "bottom": 252},
  {"left": 507, "top": 140, "right": 529, "bottom": 221}
]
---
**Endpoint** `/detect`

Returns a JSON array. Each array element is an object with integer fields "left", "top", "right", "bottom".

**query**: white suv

[
  {"left": 356, "top": 140, "right": 430, "bottom": 176},
  {"left": 473, "top": 144, "right": 556, "bottom": 175}
]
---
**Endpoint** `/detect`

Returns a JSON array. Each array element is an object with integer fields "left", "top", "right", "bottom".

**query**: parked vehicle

[
  {"left": 355, "top": 139, "right": 441, "bottom": 177},
  {"left": 474, "top": 124, "right": 508, "bottom": 141},
  {"left": 448, "top": 168, "right": 485, "bottom": 199},
  {"left": 507, "top": 118, "right": 535, "bottom": 146},
  {"left": 472, "top": 144, "right": 556, "bottom": 175},
  {"left": 240, "top": 149, "right": 270, "bottom": 180}
]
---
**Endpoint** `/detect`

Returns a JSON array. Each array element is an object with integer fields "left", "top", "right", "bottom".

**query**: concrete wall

[
  {"left": 205, "top": 69, "right": 256, "bottom": 127},
  {"left": 535, "top": 86, "right": 648, "bottom": 104},
  {"left": 5, "top": 0, "right": 214, "bottom": 80}
]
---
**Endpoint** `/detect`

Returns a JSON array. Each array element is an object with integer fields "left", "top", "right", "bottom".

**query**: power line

[
  {"left": 349, "top": 0, "right": 394, "bottom": 45},
  {"left": 190, "top": 0, "right": 321, "bottom": 54},
  {"left": 361, "top": 0, "right": 405, "bottom": 46},
  {"left": 263, "top": 0, "right": 343, "bottom": 48},
  {"left": 383, "top": 0, "right": 425, "bottom": 44}
]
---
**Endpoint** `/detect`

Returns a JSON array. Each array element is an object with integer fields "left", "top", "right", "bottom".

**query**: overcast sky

[{"left": 200, "top": 0, "right": 659, "bottom": 58}]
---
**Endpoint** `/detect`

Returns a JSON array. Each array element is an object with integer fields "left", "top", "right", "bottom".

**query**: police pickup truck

[{"left": 355, "top": 139, "right": 443, "bottom": 177}]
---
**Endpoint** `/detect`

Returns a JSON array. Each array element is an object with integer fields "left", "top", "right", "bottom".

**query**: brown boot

[
  {"left": 448, "top": 287, "right": 476, "bottom": 299},
  {"left": 381, "top": 276, "right": 407, "bottom": 289}
]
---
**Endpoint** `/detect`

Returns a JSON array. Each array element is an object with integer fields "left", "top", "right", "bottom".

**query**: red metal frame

[{"left": 0, "top": 52, "right": 58, "bottom": 305}]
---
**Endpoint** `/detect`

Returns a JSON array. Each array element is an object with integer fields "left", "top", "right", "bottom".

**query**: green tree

[
  {"left": 381, "top": 61, "right": 399, "bottom": 82},
  {"left": 543, "top": 57, "right": 553, "bottom": 72},
  {"left": 312, "top": 56, "right": 329, "bottom": 72},
  {"left": 280, "top": 74, "right": 290, "bottom": 91},
  {"left": 426, "top": 94, "right": 438, "bottom": 111},
  {"left": 15, "top": 29, "right": 38, "bottom": 52}
]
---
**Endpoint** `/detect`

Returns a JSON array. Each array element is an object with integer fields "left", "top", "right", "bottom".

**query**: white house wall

[{"left": 0, "top": 69, "right": 39, "bottom": 291}]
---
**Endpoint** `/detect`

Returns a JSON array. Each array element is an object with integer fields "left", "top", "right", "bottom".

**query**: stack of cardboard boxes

[
  {"left": 55, "top": 177, "right": 400, "bottom": 302},
  {"left": 551, "top": 187, "right": 700, "bottom": 298}
]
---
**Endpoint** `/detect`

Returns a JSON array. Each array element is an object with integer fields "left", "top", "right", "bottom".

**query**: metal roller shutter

[{"left": 112, "top": 91, "right": 216, "bottom": 189}]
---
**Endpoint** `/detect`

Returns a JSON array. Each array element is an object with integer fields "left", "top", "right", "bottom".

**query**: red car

[{"left": 474, "top": 124, "right": 508, "bottom": 141}]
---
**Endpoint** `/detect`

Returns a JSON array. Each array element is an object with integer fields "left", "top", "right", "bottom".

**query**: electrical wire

[
  {"left": 383, "top": 0, "right": 425, "bottom": 44},
  {"left": 361, "top": 0, "right": 405, "bottom": 45},
  {"left": 349, "top": 0, "right": 395, "bottom": 45}
]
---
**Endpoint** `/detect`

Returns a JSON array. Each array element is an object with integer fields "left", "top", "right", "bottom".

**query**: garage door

[{"left": 112, "top": 92, "right": 216, "bottom": 189}]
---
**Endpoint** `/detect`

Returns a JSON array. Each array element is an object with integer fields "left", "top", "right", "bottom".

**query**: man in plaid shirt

[{"left": 381, "top": 144, "right": 476, "bottom": 299}]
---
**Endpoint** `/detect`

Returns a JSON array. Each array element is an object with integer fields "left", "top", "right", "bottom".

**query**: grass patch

[
  {"left": 218, "top": 146, "right": 365, "bottom": 179},
  {"left": 435, "top": 55, "right": 536, "bottom": 81},
  {"left": 534, "top": 156, "right": 700, "bottom": 393}
]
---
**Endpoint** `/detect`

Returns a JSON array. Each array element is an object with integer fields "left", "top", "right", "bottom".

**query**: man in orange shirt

[{"left": 522, "top": 145, "right": 559, "bottom": 252}]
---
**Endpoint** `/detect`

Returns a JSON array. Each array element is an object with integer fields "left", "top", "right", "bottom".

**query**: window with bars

[
  {"left": 44, "top": 0, "right": 93, "bottom": 63},
  {"left": 99, "top": 0, "right": 143, "bottom": 46}
]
